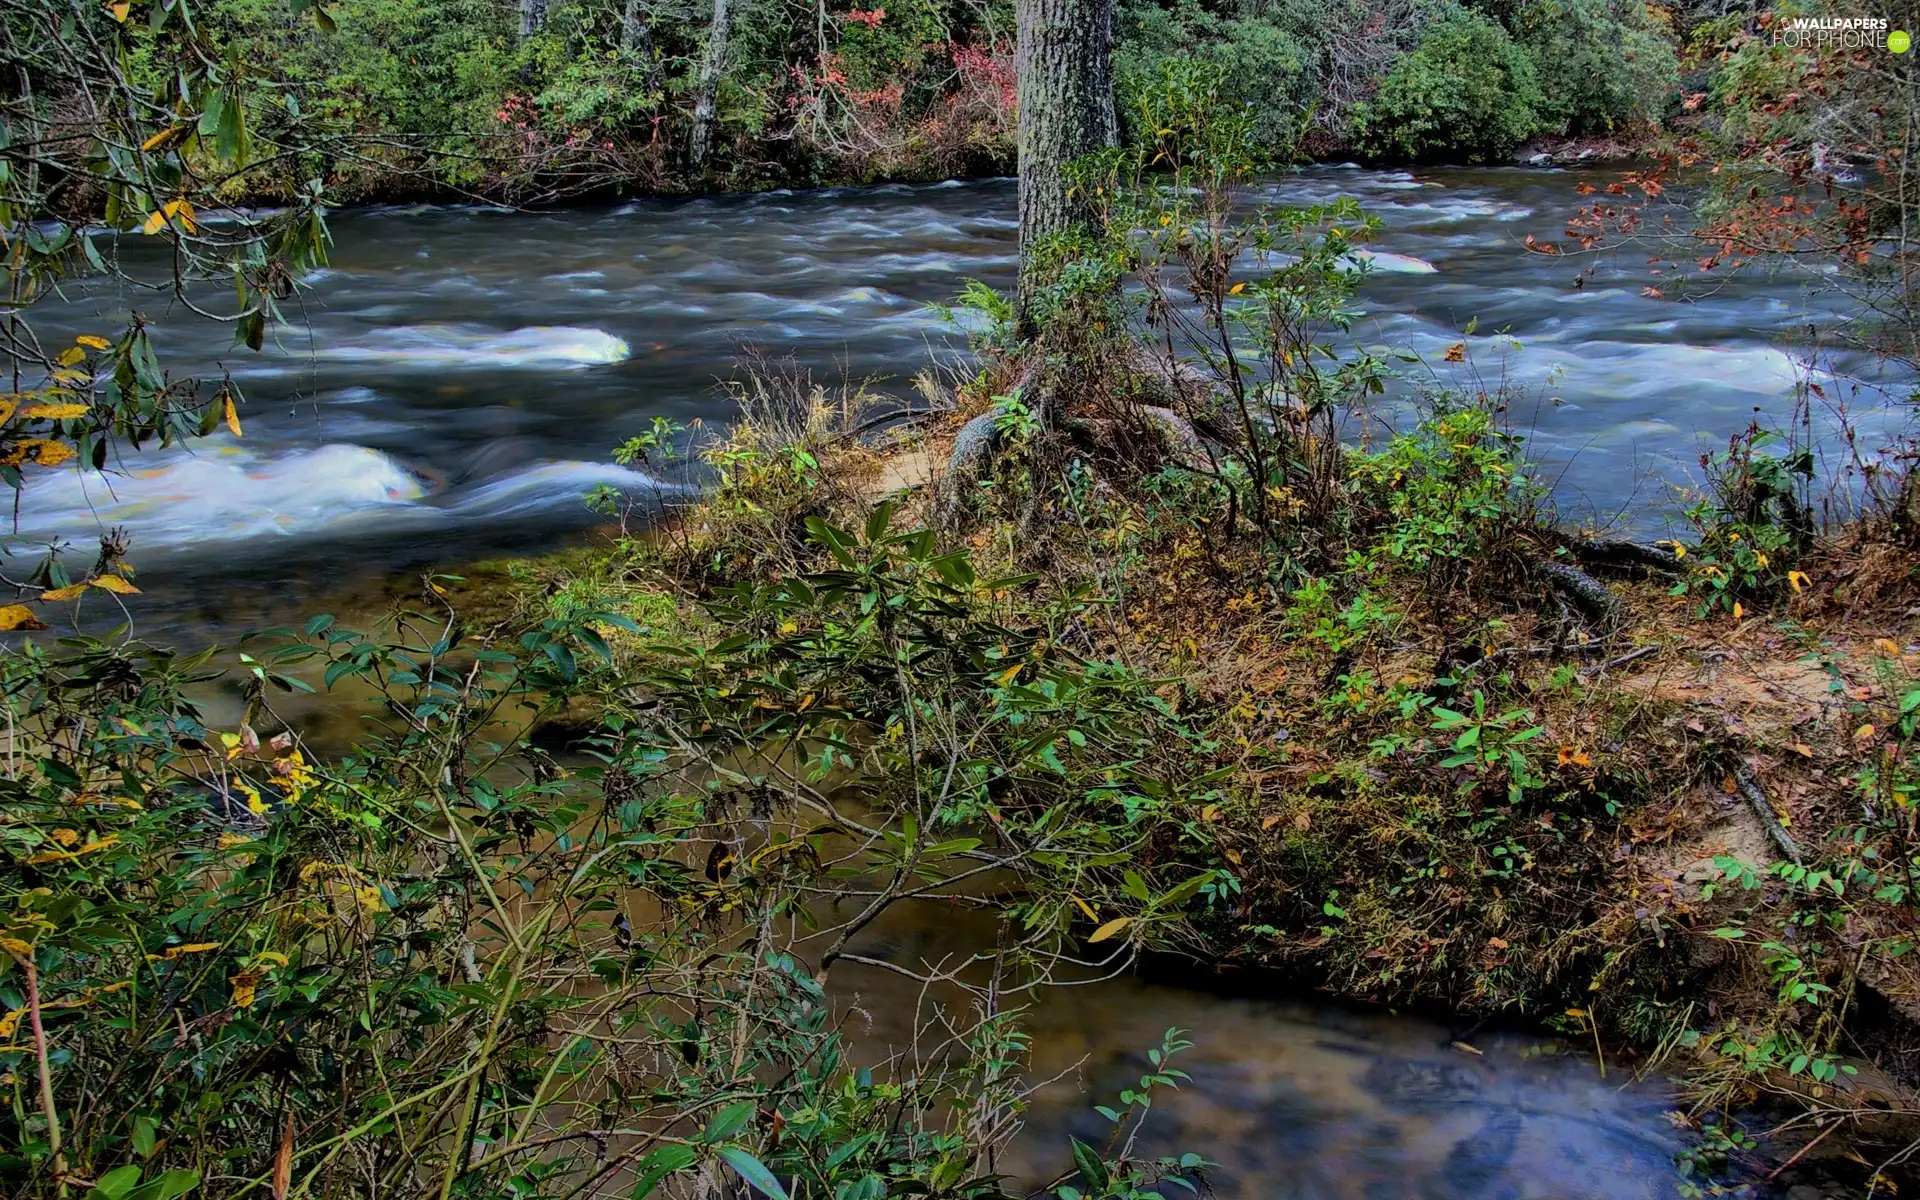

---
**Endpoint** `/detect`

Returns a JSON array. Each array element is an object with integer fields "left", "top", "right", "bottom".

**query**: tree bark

[
  {"left": 519, "top": 0, "right": 547, "bottom": 35},
  {"left": 622, "top": 0, "right": 658, "bottom": 92},
  {"left": 688, "top": 0, "right": 735, "bottom": 174},
  {"left": 1014, "top": 0, "right": 1116, "bottom": 339}
]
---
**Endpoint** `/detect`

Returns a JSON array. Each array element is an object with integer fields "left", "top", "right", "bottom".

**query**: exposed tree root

[
  {"left": 936, "top": 408, "right": 1008, "bottom": 528},
  {"left": 1535, "top": 558, "right": 1623, "bottom": 626},
  {"left": 1736, "top": 768, "right": 1804, "bottom": 865},
  {"left": 1566, "top": 536, "right": 1683, "bottom": 574}
]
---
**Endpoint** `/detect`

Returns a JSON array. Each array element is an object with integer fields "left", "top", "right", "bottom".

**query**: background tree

[
  {"left": 1014, "top": 0, "right": 1117, "bottom": 337},
  {"left": 687, "top": 0, "right": 737, "bottom": 172}
]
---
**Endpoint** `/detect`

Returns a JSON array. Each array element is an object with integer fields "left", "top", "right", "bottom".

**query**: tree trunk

[
  {"left": 519, "top": 0, "right": 547, "bottom": 35},
  {"left": 1014, "top": 0, "right": 1116, "bottom": 339},
  {"left": 688, "top": 0, "right": 735, "bottom": 174},
  {"left": 622, "top": 0, "right": 658, "bottom": 92}
]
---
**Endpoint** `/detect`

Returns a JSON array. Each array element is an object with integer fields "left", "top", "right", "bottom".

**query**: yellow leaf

[
  {"left": 1874, "top": 638, "right": 1902, "bottom": 657},
  {"left": 55, "top": 346, "right": 85, "bottom": 367},
  {"left": 1228, "top": 282, "right": 1246, "bottom": 296},
  {"left": 229, "top": 971, "right": 261, "bottom": 1008},
  {"left": 75, "top": 335, "right": 111, "bottom": 351},
  {"left": 89, "top": 575, "right": 139, "bottom": 595},
  {"left": 140, "top": 123, "right": 187, "bottom": 152},
  {"left": 224, "top": 394, "right": 242, "bottom": 438},
  {"left": 163, "top": 943, "right": 220, "bottom": 958},
  {"left": 29, "top": 441, "right": 73, "bottom": 466},
  {"left": 140, "top": 209, "right": 168, "bottom": 236},
  {"left": 1731, "top": 601, "right": 1744, "bottom": 622},
  {"left": 22, "top": 404, "right": 90, "bottom": 420},
  {"left": 1789, "top": 742, "right": 1813, "bottom": 758},
  {"left": 22, "top": 835, "right": 118, "bottom": 864},
  {"left": 1072, "top": 896, "right": 1098, "bottom": 921},
  {"left": 995, "top": 664, "right": 1021, "bottom": 686},
  {"left": 1444, "top": 342, "right": 1466, "bottom": 363},
  {"left": 162, "top": 198, "right": 197, "bottom": 234},
  {"left": 111, "top": 1, "right": 131, "bottom": 21},
  {"left": 1088, "top": 916, "right": 1132, "bottom": 943},
  {"left": 1787, "top": 569, "right": 1808, "bottom": 593},
  {"left": 0, "top": 400, "right": 17, "bottom": 425},
  {"left": 0, "top": 605, "right": 47, "bottom": 632},
  {"left": 1856, "top": 723, "right": 1877, "bottom": 742},
  {"left": 1201, "top": 803, "right": 1221, "bottom": 821},
  {"left": 39, "top": 585, "right": 87, "bottom": 602}
]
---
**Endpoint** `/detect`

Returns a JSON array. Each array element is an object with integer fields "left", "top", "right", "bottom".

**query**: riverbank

[{"left": 459, "top": 355, "right": 1920, "bottom": 1193}]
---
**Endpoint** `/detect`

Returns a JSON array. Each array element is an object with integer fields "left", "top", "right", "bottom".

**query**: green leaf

[
  {"left": 131, "top": 1114, "right": 158, "bottom": 1158},
  {"left": 1070, "top": 1138, "right": 1111, "bottom": 1192},
  {"left": 87, "top": 1166, "right": 144, "bottom": 1200},
  {"left": 125, "top": 1170, "right": 199, "bottom": 1200},
  {"left": 803, "top": 518, "right": 858, "bottom": 569},
  {"left": 698, "top": 1100, "right": 754, "bottom": 1144},
  {"left": 630, "top": 1145, "right": 697, "bottom": 1198},
  {"left": 924, "top": 838, "right": 981, "bottom": 857},
  {"left": 716, "top": 1146, "right": 788, "bottom": 1199},
  {"left": 1153, "top": 872, "right": 1215, "bottom": 910}
]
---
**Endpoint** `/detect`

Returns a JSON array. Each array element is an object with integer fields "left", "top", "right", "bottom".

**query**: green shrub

[
  {"left": 1115, "top": 0, "right": 1314, "bottom": 151},
  {"left": 1512, "top": 0, "right": 1679, "bottom": 134},
  {"left": 1352, "top": 7, "right": 1544, "bottom": 162}
]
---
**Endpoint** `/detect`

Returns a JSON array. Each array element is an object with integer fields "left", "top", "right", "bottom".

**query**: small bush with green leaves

[
  {"left": 1511, "top": 0, "right": 1679, "bottom": 135},
  {"left": 1352, "top": 7, "right": 1545, "bottom": 162},
  {"left": 1673, "top": 426, "right": 1814, "bottom": 615}
]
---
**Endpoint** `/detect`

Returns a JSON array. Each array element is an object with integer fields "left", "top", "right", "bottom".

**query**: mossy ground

[{"left": 484, "top": 397, "right": 1920, "bottom": 1187}]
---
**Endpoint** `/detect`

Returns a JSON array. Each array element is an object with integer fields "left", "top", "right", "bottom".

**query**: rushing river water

[
  {"left": 15, "top": 167, "right": 1888, "bottom": 1194},
  {"left": 14, "top": 166, "right": 1911, "bottom": 641}
]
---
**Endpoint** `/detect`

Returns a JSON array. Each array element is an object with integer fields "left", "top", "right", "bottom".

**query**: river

[
  {"left": 16, "top": 165, "right": 1883, "bottom": 1195},
  {"left": 13, "top": 166, "right": 1908, "bottom": 643}
]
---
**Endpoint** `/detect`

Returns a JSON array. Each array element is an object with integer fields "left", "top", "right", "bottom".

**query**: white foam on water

[
  {"left": 299, "top": 325, "right": 632, "bottom": 369},
  {"left": 452, "top": 460, "right": 688, "bottom": 519},
  {"left": 8, "top": 443, "right": 429, "bottom": 550},
  {"left": 1397, "top": 198, "right": 1534, "bottom": 224},
  {"left": 1346, "top": 249, "right": 1440, "bottom": 275},
  {"left": 1369, "top": 172, "right": 1430, "bottom": 191},
  {"left": 5, "top": 444, "right": 690, "bottom": 553},
  {"left": 1531, "top": 341, "right": 1809, "bottom": 397}
]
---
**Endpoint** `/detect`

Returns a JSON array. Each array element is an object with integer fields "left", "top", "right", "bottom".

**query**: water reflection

[{"left": 838, "top": 902, "right": 1681, "bottom": 1199}]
